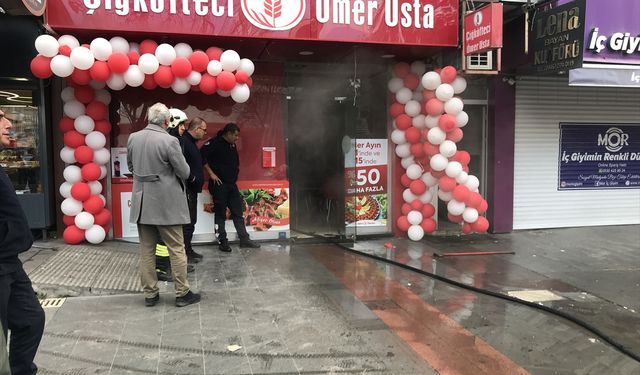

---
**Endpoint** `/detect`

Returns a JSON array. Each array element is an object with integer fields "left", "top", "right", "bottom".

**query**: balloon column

[{"left": 388, "top": 62, "right": 490, "bottom": 241}]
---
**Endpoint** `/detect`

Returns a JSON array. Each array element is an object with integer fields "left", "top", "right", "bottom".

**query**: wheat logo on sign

[{"left": 241, "top": 0, "right": 305, "bottom": 31}]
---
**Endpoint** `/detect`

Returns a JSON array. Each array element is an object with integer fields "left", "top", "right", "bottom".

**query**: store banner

[
  {"left": 569, "top": 67, "right": 640, "bottom": 88},
  {"left": 463, "top": 3, "right": 502, "bottom": 56},
  {"left": 46, "top": 0, "right": 458, "bottom": 47},
  {"left": 558, "top": 123, "right": 640, "bottom": 190},
  {"left": 344, "top": 139, "right": 388, "bottom": 227}
]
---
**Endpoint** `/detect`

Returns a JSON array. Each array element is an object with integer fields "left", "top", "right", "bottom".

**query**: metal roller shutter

[{"left": 513, "top": 76, "right": 640, "bottom": 229}]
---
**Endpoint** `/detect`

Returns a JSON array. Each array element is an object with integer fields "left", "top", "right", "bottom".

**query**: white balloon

[
  {"left": 220, "top": 50, "right": 241, "bottom": 71},
  {"left": 174, "top": 42, "right": 193, "bottom": 58},
  {"left": 406, "top": 164, "right": 423, "bottom": 180},
  {"left": 412, "top": 114, "right": 426, "bottom": 129},
  {"left": 456, "top": 111, "right": 469, "bottom": 128},
  {"left": 61, "top": 87, "right": 75, "bottom": 102},
  {"left": 429, "top": 154, "right": 448, "bottom": 171},
  {"left": 410, "top": 61, "right": 426, "bottom": 76},
  {"left": 408, "top": 225, "right": 424, "bottom": 241},
  {"left": 427, "top": 127, "right": 446, "bottom": 145},
  {"left": 439, "top": 140, "right": 457, "bottom": 158},
  {"left": 106, "top": 74, "right": 126, "bottom": 91},
  {"left": 418, "top": 190, "right": 433, "bottom": 204},
  {"left": 60, "top": 147, "right": 76, "bottom": 164},
  {"left": 395, "top": 143, "right": 411, "bottom": 158},
  {"left": 58, "top": 35, "right": 80, "bottom": 49},
  {"left": 463, "top": 208, "right": 479, "bottom": 223},
  {"left": 74, "top": 115, "right": 95, "bottom": 134},
  {"left": 75, "top": 212, "right": 95, "bottom": 230},
  {"left": 155, "top": 43, "right": 177, "bottom": 66},
  {"left": 61, "top": 197, "right": 83, "bottom": 216},
  {"left": 95, "top": 89, "right": 111, "bottom": 105},
  {"left": 93, "top": 148, "right": 110, "bottom": 164},
  {"left": 171, "top": 78, "right": 191, "bottom": 95},
  {"left": 35, "top": 35, "right": 59, "bottom": 57},
  {"left": 64, "top": 100, "right": 85, "bottom": 119},
  {"left": 421, "top": 172, "right": 438, "bottom": 187},
  {"left": 407, "top": 210, "right": 423, "bottom": 225},
  {"left": 452, "top": 76, "right": 467, "bottom": 94},
  {"left": 444, "top": 97, "right": 464, "bottom": 115},
  {"left": 435, "top": 83, "right": 454, "bottom": 101},
  {"left": 425, "top": 115, "right": 439, "bottom": 129},
  {"left": 445, "top": 161, "right": 463, "bottom": 178},
  {"left": 456, "top": 171, "right": 469, "bottom": 184},
  {"left": 217, "top": 90, "right": 231, "bottom": 97},
  {"left": 129, "top": 42, "right": 140, "bottom": 53},
  {"left": 231, "top": 84, "right": 251, "bottom": 103},
  {"left": 438, "top": 189, "right": 452, "bottom": 202},
  {"left": 90, "top": 37, "right": 113, "bottom": 61},
  {"left": 421, "top": 71, "right": 441, "bottom": 90},
  {"left": 85, "top": 225, "right": 106, "bottom": 244},
  {"left": 138, "top": 53, "right": 160, "bottom": 74},
  {"left": 50, "top": 55, "right": 74, "bottom": 77},
  {"left": 403, "top": 189, "right": 418, "bottom": 203},
  {"left": 387, "top": 77, "right": 404, "bottom": 93},
  {"left": 207, "top": 60, "right": 223, "bottom": 76},
  {"left": 109, "top": 36, "right": 130, "bottom": 54},
  {"left": 447, "top": 199, "right": 466, "bottom": 216},
  {"left": 59, "top": 182, "right": 73, "bottom": 198},
  {"left": 88, "top": 180, "right": 103, "bottom": 195},
  {"left": 63, "top": 165, "right": 82, "bottom": 183},
  {"left": 99, "top": 166, "right": 108, "bottom": 180},
  {"left": 86, "top": 131, "right": 106, "bottom": 150},
  {"left": 400, "top": 156, "right": 415, "bottom": 169},
  {"left": 239, "top": 58, "right": 255, "bottom": 76},
  {"left": 390, "top": 129, "right": 406, "bottom": 145},
  {"left": 466, "top": 175, "right": 480, "bottom": 191},
  {"left": 70, "top": 47, "right": 95, "bottom": 70},
  {"left": 404, "top": 100, "right": 421, "bottom": 117},
  {"left": 89, "top": 80, "right": 106, "bottom": 90},
  {"left": 186, "top": 71, "right": 202, "bottom": 85},
  {"left": 124, "top": 65, "right": 145, "bottom": 87},
  {"left": 395, "top": 88, "right": 412, "bottom": 104}
]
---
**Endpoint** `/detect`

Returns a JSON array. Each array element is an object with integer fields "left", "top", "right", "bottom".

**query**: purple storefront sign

[
  {"left": 558, "top": 124, "right": 640, "bottom": 190},
  {"left": 583, "top": 0, "right": 640, "bottom": 65}
]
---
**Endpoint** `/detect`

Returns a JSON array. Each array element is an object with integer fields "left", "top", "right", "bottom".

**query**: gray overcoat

[{"left": 127, "top": 124, "right": 191, "bottom": 225}]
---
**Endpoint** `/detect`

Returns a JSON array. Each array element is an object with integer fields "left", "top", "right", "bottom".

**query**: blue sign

[{"left": 558, "top": 123, "right": 640, "bottom": 190}]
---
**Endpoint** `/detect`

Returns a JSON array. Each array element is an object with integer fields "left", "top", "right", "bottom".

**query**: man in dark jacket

[
  {"left": 181, "top": 117, "right": 207, "bottom": 262},
  {"left": 201, "top": 123, "right": 260, "bottom": 252},
  {"left": 0, "top": 108, "right": 45, "bottom": 375}
]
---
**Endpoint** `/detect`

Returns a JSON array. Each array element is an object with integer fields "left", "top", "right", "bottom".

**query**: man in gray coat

[{"left": 127, "top": 103, "right": 201, "bottom": 307}]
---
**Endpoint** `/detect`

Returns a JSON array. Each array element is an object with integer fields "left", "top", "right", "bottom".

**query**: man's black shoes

[
  {"left": 240, "top": 239, "right": 261, "bottom": 248},
  {"left": 175, "top": 291, "right": 201, "bottom": 307},
  {"left": 219, "top": 242, "right": 232, "bottom": 252},
  {"left": 187, "top": 249, "right": 204, "bottom": 263},
  {"left": 145, "top": 294, "right": 159, "bottom": 307}
]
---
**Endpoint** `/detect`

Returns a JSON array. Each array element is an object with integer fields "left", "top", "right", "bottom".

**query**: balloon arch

[
  {"left": 30, "top": 34, "right": 256, "bottom": 245},
  {"left": 388, "top": 62, "right": 490, "bottom": 241}
]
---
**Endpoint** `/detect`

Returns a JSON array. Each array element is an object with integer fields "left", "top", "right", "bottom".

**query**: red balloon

[
  {"left": 403, "top": 74, "right": 420, "bottom": 90},
  {"left": 410, "top": 199, "right": 424, "bottom": 211},
  {"left": 63, "top": 215, "right": 75, "bottom": 226},
  {"left": 462, "top": 222, "right": 472, "bottom": 234},
  {"left": 70, "top": 182, "right": 92, "bottom": 201},
  {"left": 216, "top": 71, "right": 236, "bottom": 91},
  {"left": 205, "top": 47, "right": 223, "bottom": 61},
  {"left": 142, "top": 74, "right": 158, "bottom": 90},
  {"left": 423, "top": 143, "right": 439, "bottom": 156},
  {"left": 400, "top": 173, "right": 411, "bottom": 188},
  {"left": 389, "top": 102, "right": 404, "bottom": 118},
  {"left": 94, "top": 208, "right": 112, "bottom": 227},
  {"left": 472, "top": 216, "right": 489, "bottom": 233},
  {"left": 64, "top": 131, "right": 86, "bottom": 148},
  {"left": 63, "top": 225, "right": 85, "bottom": 245},
  {"left": 395, "top": 114, "right": 412, "bottom": 130},
  {"left": 448, "top": 213, "right": 463, "bottom": 223},
  {"left": 431, "top": 170, "right": 446, "bottom": 178},
  {"left": 139, "top": 39, "right": 158, "bottom": 55},
  {"left": 235, "top": 70, "right": 249, "bottom": 84},
  {"left": 86, "top": 101, "right": 108, "bottom": 121},
  {"left": 422, "top": 90, "right": 436, "bottom": 101},
  {"left": 154, "top": 66, "right": 174, "bottom": 88},
  {"left": 30, "top": 55, "right": 53, "bottom": 79},
  {"left": 189, "top": 50, "right": 209, "bottom": 72},
  {"left": 401, "top": 203, "right": 412, "bottom": 216},
  {"left": 94, "top": 120, "right": 112, "bottom": 134},
  {"left": 452, "top": 185, "right": 470, "bottom": 202},
  {"left": 396, "top": 216, "right": 410, "bottom": 232},
  {"left": 420, "top": 218, "right": 437, "bottom": 233},
  {"left": 199, "top": 73, "right": 218, "bottom": 94},
  {"left": 83, "top": 195, "right": 104, "bottom": 214},
  {"left": 393, "top": 62, "right": 410, "bottom": 78},
  {"left": 81, "top": 163, "right": 101, "bottom": 181},
  {"left": 477, "top": 199, "right": 488, "bottom": 215},
  {"left": 409, "top": 180, "right": 427, "bottom": 195},
  {"left": 446, "top": 128, "right": 464, "bottom": 142},
  {"left": 421, "top": 204, "right": 435, "bottom": 218},
  {"left": 58, "top": 45, "right": 72, "bottom": 56},
  {"left": 107, "top": 53, "right": 130, "bottom": 74},
  {"left": 171, "top": 57, "right": 192, "bottom": 78},
  {"left": 440, "top": 66, "right": 457, "bottom": 84},
  {"left": 425, "top": 98, "right": 444, "bottom": 116},
  {"left": 70, "top": 69, "right": 92, "bottom": 86},
  {"left": 127, "top": 50, "right": 140, "bottom": 65},
  {"left": 452, "top": 150, "right": 471, "bottom": 166},
  {"left": 439, "top": 176, "right": 456, "bottom": 192},
  {"left": 89, "top": 61, "right": 111, "bottom": 82},
  {"left": 438, "top": 114, "right": 457, "bottom": 132},
  {"left": 59, "top": 117, "right": 75, "bottom": 132},
  {"left": 405, "top": 127, "right": 421, "bottom": 143},
  {"left": 74, "top": 146, "right": 94, "bottom": 164},
  {"left": 74, "top": 86, "right": 95, "bottom": 104},
  {"left": 466, "top": 192, "right": 483, "bottom": 208},
  {"left": 410, "top": 143, "right": 424, "bottom": 158}
]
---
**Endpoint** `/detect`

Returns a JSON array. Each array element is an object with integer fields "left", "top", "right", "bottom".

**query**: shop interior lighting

[
  {"left": 0, "top": 91, "right": 32, "bottom": 105},
  {"left": 299, "top": 51, "right": 314, "bottom": 55}
]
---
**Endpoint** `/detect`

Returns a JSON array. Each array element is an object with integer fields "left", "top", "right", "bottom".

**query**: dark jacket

[
  {"left": 200, "top": 135, "right": 239, "bottom": 186},
  {"left": 183, "top": 132, "right": 204, "bottom": 193},
  {"left": 0, "top": 168, "right": 33, "bottom": 273}
]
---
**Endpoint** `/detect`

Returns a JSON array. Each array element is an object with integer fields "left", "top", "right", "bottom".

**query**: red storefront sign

[
  {"left": 45, "top": 0, "right": 458, "bottom": 46},
  {"left": 463, "top": 3, "right": 502, "bottom": 55}
]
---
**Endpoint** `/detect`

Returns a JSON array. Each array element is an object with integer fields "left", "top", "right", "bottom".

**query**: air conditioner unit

[{"left": 466, "top": 51, "right": 493, "bottom": 70}]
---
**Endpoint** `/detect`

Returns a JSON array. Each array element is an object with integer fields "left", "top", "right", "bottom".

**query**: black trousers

[
  {"left": 210, "top": 183, "right": 249, "bottom": 244},
  {"left": 0, "top": 266, "right": 45, "bottom": 375},
  {"left": 183, "top": 190, "right": 198, "bottom": 252}
]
